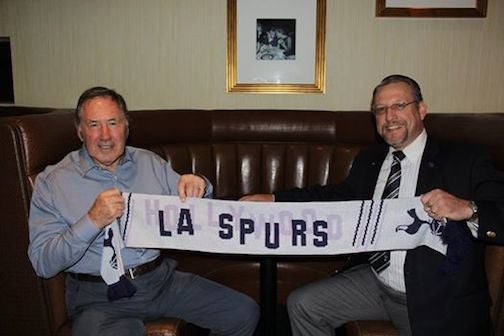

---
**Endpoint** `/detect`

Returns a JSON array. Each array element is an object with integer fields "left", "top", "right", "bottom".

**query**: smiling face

[
  {"left": 373, "top": 82, "right": 427, "bottom": 150},
  {"left": 77, "top": 96, "right": 129, "bottom": 171}
]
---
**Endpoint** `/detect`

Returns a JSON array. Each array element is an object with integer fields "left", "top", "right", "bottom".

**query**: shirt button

[{"left": 486, "top": 231, "right": 497, "bottom": 238}]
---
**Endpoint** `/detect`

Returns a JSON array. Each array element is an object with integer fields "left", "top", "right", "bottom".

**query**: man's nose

[
  {"left": 100, "top": 125, "right": 111, "bottom": 139},
  {"left": 384, "top": 107, "right": 398, "bottom": 121}
]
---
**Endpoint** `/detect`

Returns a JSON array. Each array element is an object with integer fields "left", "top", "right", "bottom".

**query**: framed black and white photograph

[
  {"left": 376, "top": 0, "right": 487, "bottom": 17},
  {"left": 227, "top": 0, "right": 326, "bottom": 94},
  {"left": 256, "top": 19, "right": 296, "bottom": 61}
]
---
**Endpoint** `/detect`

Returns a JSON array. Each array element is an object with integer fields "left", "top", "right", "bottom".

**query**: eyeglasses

[{"left": 372, "top": 100, "right": 417, "bottom": 116}]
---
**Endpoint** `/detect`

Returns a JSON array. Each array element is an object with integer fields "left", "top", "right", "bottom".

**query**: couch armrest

[
  {"left": 55, "top": 318, "right": 191, "bottom": 336},
  {"left": 145, "top": 318, "right": 187, "bottom": 336},
  {"left": 345, "top": 320, "right": 399, "bottom": 336}
]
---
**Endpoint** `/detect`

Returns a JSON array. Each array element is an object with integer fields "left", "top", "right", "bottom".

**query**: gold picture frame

[
  {"left": 376, "top": 0, "right": 487, "bottom": 17},
  {"left": 226, "top": 0, "right": 326, "bottom": 94}
]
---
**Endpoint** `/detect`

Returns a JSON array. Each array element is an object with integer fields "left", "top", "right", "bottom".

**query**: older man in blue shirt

[{"left": 28, "top": 86, "right": 259, "bottom": 336}]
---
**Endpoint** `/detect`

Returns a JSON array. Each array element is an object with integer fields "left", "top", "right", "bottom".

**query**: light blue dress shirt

[{"left": 28, "top": 146, "right": 213, "bottom": 278}]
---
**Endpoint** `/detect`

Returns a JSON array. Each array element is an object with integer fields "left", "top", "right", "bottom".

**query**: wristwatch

[{"left": 468, "top": 200, "right": 479, "bottom": 222}]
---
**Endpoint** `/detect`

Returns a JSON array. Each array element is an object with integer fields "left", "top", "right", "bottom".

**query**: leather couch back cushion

[
  {"left": 153, "top": 143, "right": 363, "bottom": 199},
  {"left": 19, "top": 110, "right": 378, "bottom": 196},
  {"left": 17, "top": 111, "right": 504, "bottom": 194},
  {"left": 17, "top": 111, "right": 79, "bottom": 185},
  {"left": 424, "top": 113, "right": 504, "bottom": 169}
]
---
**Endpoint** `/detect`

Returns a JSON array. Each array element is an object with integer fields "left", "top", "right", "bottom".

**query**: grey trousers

[
  {"left": 67, "top": 258, "right": 259, "bottom": 336},
  {"left": 287, "top": 264, "right": 411, "bottom": 336}
]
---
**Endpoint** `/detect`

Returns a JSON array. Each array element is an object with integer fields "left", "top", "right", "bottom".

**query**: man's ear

[
  {"left": 77, "top": 128, "right": 84, "bottom": 141},
  {"left": 419, "top": 101, "right": 428, "bottom": 120}
]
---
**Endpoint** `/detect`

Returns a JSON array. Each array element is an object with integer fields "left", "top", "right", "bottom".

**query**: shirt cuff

[{"left": 466, "top": 219, "right": 479, "bottom": 238}]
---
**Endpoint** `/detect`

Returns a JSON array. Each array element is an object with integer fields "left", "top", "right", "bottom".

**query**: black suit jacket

[{"left": 275, "top": 137, "right": 504, "bottom": 336}]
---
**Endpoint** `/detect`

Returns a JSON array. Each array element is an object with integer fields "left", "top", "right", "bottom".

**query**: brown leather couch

[{"left": 1, "top": 109, "right": 503, "bottom": 336}]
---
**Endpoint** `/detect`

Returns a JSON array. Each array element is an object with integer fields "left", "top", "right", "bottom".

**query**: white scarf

[
  {"left": 121, "top": 193, "right": 447, "bottom": 256},
  {"left": 100, "top": 219, "right": 136, "bottom": 301}
]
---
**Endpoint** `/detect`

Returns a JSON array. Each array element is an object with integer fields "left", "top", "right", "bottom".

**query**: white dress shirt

[{"left": 372, "top": 130, "right": 427, "bottom": 292}]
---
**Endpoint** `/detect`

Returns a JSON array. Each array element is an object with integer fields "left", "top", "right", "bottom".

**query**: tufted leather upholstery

[{"left": 1, "top": 109, "right": 503, "bottom": 335}]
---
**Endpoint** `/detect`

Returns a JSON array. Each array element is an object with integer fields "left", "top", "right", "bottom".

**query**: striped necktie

[{"left": 369, "top": 150, "right": 406, "bottom": 273}]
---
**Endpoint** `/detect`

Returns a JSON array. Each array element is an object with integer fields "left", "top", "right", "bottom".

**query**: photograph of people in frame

[{"left": 256, "top": 19, "right": 296, "bottom": 60}]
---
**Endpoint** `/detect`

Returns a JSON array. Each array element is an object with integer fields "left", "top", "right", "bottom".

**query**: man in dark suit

[{"left": 240, "top": 74, "right": 504, "bottom": 335}]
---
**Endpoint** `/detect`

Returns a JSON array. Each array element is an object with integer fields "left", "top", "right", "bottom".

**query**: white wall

[{"left": 1, "top": 0, "right": 503, "bottom": 112}]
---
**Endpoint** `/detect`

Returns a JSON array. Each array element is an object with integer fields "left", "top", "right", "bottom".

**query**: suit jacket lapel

[
  {"left": 416, "top": 137, "right": 442, "bottom": 196},
  {"left": 361, "top": 145, "right": 388, "bottom": 199}
]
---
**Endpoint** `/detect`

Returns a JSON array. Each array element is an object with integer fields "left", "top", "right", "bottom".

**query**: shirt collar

[
  {"left": 388, "top": 129, "right": 427, "bottom": 163},
  {"left": 78, "top": 146, "right": 133, "bottom": 175}
]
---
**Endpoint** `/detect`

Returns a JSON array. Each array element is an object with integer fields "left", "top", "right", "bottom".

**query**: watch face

[
  {"left": 469, "top": 201, "right": 478, "bottom": 221},
  {"left": 471, "top": 201, "right": 478, "bottom": 214}
]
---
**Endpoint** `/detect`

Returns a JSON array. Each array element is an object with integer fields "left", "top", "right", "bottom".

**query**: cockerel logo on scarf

[{"left": 396, "top": 208, "right": 446, "bottom": 236}]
